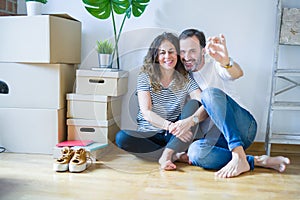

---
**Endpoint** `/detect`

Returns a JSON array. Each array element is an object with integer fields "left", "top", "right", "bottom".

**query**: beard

[{"left": 183, "top": 56, "right": 202, "bottom": 72}]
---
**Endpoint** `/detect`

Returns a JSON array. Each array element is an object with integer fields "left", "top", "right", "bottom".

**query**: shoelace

[{"left": 72, "top": 150, "right": 93, "bottom": 170}]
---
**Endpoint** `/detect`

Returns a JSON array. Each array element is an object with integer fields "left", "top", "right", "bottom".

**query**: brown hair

[{"left": 141, "top": 32, "right": 188, "bottom": 92}]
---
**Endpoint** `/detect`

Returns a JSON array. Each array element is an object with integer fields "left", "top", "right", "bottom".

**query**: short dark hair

[{"left": 179, "top": 29, "right": 206, "bottom": 48}]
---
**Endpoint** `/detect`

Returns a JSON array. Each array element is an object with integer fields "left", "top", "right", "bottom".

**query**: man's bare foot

[
  {"left": 254, "top": 155, "right": 290, "bottom": 172},
  {"left": 159, "top": 148, "right": 176, "bottom": 170},
  {"left": 215, "top": 146, "right": 250, "bottom": 178}
]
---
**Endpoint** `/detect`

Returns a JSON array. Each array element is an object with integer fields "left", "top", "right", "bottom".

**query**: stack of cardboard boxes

[
  {"left": 0, "top": 14, "right": 81, "bottom": 154},
  {"left": 63, "top": 69, "right": 128, "bottom": 160}
]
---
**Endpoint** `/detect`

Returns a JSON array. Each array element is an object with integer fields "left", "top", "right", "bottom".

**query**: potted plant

[
  {"left": 82, "top": 0, "right": 150, "bottom": 69},
  {"left": 26, "top": 0, "right": 47, "bottom": 16},
  {"left": 96, "top": 39, "right": 114, "bottom": 68}
]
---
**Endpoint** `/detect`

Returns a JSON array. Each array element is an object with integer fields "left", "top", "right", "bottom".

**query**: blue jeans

[
  {"left": 115, "top": 99, "right": 201, "bottom": 161},
  {"left": 188, "top": 88, "right": 257, "bottom": 170}
]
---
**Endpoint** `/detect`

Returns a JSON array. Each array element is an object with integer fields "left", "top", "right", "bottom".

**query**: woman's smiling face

[{"left": 157, "top": 40, "right": 178, "bottom": 70}]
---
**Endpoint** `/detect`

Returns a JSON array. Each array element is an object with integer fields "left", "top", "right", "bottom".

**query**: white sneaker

[
  {"left": 53, "top": 147, "right": 74, "bottom": 172},
  {"left": 69, "top": 148, "right": 89, "bottom": 173}
]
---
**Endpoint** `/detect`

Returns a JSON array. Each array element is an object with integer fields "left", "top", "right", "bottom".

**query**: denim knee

[
  {"left": 188, "top": 140, "right": 232, "bottom": 170},
  {"left": 201, "top": 87, "right": 226, "bottom": 106},
  {"left": 188, "top": 141, "right": 213, "bottom": 169}
]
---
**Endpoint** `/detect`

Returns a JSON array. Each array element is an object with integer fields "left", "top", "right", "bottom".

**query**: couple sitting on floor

[{"left": 115, "top": 29, "right": 290, "bottom": 178}]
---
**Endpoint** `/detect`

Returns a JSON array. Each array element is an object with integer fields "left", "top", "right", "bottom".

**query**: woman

[{"left": 115, "top": 32, "right": 207, "bottom": 170}]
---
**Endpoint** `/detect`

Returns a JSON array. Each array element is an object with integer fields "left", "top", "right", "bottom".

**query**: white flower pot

[
  {"left": 98, "top": 54, "right": 113, "bottom": 68},
  {"left": 26, "top": 1, "right": 43, "bottom": 16}
]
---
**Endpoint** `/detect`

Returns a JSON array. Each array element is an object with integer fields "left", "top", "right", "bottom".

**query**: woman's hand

[{"left": 169, "top": 118, "right": 194, "bottom": 142}]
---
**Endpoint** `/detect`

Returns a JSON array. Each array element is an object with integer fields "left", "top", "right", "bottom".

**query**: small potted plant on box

[
  {"left": 26, "top": 0, "right": 47, "bottom": 16},
  {"left": 96, "top": 39, "right": 114, "bottom": 68}
]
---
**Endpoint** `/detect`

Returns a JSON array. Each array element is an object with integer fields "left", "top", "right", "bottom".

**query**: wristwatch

[
  {"left": 192, "top": 116, "right": 199, "bottom": 126},
  {"left": 223, "top": 57, "right": 233, "bottom": 69}
]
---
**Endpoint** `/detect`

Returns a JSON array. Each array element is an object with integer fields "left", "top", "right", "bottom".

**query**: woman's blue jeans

[{"left": 188, "top": 88, "right": 257, "bottom": 170}]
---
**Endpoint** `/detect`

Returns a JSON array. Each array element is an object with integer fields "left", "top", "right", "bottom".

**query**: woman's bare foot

[
  {"left": 215, "top": 146, "right": 250, "bottom": 178},
  {"left": 173, "top": 152, "right": 190, "bottom": 163},
  {"left": 159, "top": 160, "right": 177, "bottom": 170},
  {"left": 254, "top": 155, "right": 290, "bottom": 172},
  {"left": 159, "top": 148, "right": 176, "bottom": 170}
]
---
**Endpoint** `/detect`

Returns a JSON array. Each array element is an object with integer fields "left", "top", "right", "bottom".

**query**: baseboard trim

[{"left": 246, "top": 142, "right": 300, "bottom": 154}]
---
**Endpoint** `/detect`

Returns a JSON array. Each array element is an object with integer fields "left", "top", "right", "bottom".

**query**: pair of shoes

[{"left": 53, "top": 147, "right": 90, "bottom": 173}]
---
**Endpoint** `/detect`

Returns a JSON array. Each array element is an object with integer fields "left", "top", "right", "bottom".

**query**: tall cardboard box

[
  {"left": 0, "top": 14, "right": 81, "bottom": 63},
  {"left": 0, "top": 14, "right": 81, "bottom": 154}
]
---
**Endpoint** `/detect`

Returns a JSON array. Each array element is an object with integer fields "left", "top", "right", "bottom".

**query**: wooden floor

[{"left": 0, "top": 143, "right": 299, "bottom": 200}]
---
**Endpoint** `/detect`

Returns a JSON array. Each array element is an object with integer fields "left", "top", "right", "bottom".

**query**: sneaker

[
  {"left": 53, "top": 147, "right": 75, "bottom": 172},
  {"left": 69, "top": 148, "right": 89, "bottom": 173}
]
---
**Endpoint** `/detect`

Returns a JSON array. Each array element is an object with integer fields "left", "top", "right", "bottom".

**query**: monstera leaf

[
  {"left": 82, "top": 0, "right": 130, "bottom": 19},
  {"left": 131, "top": 0, "right": 149, "bottom": 17},
  {"left": 82, "top": 0, "right": 150, "bottom": 69},
  {"left": 83, "top": 0, "right": 150, "bottom": 19}
]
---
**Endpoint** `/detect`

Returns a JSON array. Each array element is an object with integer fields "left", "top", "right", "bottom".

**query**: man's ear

[{"left": 201, "top": 47, "right": 206, "bottom": 57}]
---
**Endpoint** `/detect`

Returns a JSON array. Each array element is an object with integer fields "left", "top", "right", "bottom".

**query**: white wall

[{"left": 18, "top": 0, "right": 300, "bottom": 142}]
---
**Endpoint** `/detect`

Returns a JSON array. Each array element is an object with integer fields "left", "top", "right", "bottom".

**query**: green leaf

[
  {"left": 96, "top": 40, "right": 114, "bottom": 54},
  {"left": 83, "top": 0, "right": 130, "bottom": 19},
  {"left": 112, "top": 0, "right": 130, "bottom": 14},
  {"left": 130, "top": 0, "right": 150, "bottom": 17},
  {"left": 83, "top": 0, "right": 111, "bottom": 19},
  {"left": 86, "top": 6, "right": 111, "bottom": 19}
]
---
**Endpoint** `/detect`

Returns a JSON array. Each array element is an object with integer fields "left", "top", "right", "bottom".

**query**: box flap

[{"left": 48, "top": 13, "right": 80, "bottom": 22}]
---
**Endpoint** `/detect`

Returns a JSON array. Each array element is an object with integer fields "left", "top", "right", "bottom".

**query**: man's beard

[{"left": 185, "top": 57, "right": 202, "bottom": 72}]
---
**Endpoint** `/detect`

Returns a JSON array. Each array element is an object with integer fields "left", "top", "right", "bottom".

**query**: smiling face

[
  {"left": 157, "top": 40, "right": 178, "bottom": 70},
  {"left": 180, "top": 35, "right": 204, "bottom": 72}
]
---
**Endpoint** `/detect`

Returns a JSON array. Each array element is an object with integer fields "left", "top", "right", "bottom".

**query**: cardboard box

[
  {"left": 0, "top": 63, "right": 76, "bottom": 109},
  {"left": 67, "top": 118, "right": 120, "bottom": 144},
  {"left": 53, "top": 142, "right": 108, "bottom": 161},
  {"left": 0, "top": 108, "right": 66, "bottom": 154},
  {"left": 67, "top": 93, "right": 122, "bottom": 121},
  {"left": 76, "top": 69, "right": 128, "bottom": 96},
  {"left": 0, "top": 14, "right": 81, "bottom": 63}
]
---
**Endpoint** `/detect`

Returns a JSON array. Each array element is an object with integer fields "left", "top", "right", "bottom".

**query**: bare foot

[
  {"left": 254, "top": 155, "right": 290, "bottom": 172},
  {"left": 173, "top": 152, "right": 189, "bottom": 163},
  {"left": 159, "top": 160, "right": 177, "bottom": 170},
  {"left": 159, "top": 148, "right": 176, "bottom": 170},
  {"left": 215, "top": 146, "right": 250, "bottom": 178}
]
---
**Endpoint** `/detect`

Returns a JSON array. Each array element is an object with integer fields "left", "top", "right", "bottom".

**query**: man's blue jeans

[{"left": 188, "top": 87, "right": 257, "bottom": 170}]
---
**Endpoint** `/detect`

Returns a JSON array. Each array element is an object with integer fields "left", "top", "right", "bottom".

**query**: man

[{"left": 175, "top": 28, "right": 290, "bottom": 178}]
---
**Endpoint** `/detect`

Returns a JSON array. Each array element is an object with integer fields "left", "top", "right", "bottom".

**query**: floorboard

[{"left": 0, "top": 143, "right": 299, "bottom": 200}]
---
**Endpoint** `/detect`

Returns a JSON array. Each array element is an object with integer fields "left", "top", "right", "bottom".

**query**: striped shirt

[{"left": 136, "top": 72, "right": 199, "bottom": 132}]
